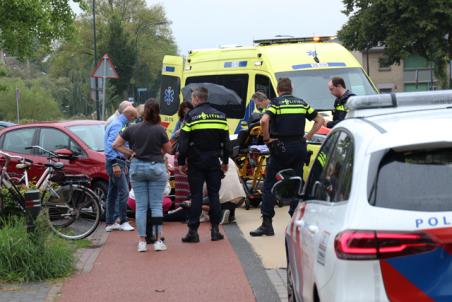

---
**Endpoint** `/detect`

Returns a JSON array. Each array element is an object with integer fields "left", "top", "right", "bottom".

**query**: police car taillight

[{"left": 334, "top": 230, "right": 436, "bottom": 260}]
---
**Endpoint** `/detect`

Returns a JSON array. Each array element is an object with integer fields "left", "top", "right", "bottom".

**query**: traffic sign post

[{"left": 92, "top": 54, "right": 119, "bottom": 120}]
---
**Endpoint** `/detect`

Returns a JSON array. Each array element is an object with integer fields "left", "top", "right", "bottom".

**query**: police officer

[
  {"left": 178, "top": 87, "right": 231, "bottom": 242},
  {"left": 326, "top": 77, "right": 355, "bottom": 128},
  {"left": 250, "top": 78, "right": 324, "bottom": 236}
]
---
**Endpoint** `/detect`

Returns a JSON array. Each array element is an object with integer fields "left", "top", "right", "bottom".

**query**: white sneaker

[
  {"left": 120, "top": 222, "right": 135, "bottom": 231},
  {"left": 220, "top": 209, "right": 230, "bottom": 225},
  {"left": 137, "top": 241, "right": 147, "bottom": 252},
  {"left": 153, "top": 239, "right": 167, "bottom": 251},
  {"left": 105, "top": 222, "right": 121, "bottom": 232}
]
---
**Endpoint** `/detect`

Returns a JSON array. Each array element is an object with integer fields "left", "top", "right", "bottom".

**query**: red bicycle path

[{"left": 58, "top": 222, "right": 256, "bottom": 302}]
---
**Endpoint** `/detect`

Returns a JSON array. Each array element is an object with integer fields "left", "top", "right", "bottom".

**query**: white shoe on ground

[
  {"left": 120, "top": 222, "right": 135, "bottom": 231},
  {"left": 220, "top": 209, "right": 230, "bottom": 225},
  {"left": 105, "top": 222, "right": 121, "bottom": 232},
  {"left": 137, "top": 241, "right": 147, "bottom": 252},
  {"left": 153, "top": 239, "right": 167, "bottom": 251}
]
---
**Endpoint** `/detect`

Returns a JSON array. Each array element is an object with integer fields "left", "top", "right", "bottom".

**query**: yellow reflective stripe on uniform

[
  {"left": 267, "top": 106, "right": 277, "bottom": 114},
  {"left": 186, "top": 119, "right": 228, "bottom": 127},
  {"left": 190, "top": 123, "right": 229, "bottom": 131},
  {"left": 277, "top": 107, "right": 308, "bottom": 115},
  {"left": 182, "top": 119, "right": 228, "bottom": 132},
  {"left": 317, "top": 151, "right": 327, "bottom": 167},
  {"left": 335, "top": 105, "right": 347, "bottom": 111},
  {"left": 307, "top": 106, "right": 315, "bottom": 114},
  {"left": 181, "top": 125, "right": 190, "bottom": 132}
]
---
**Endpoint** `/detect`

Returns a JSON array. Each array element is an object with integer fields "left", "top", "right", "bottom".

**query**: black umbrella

[{"left": 182, "top": 83, "right": 243, "bottom": 117}]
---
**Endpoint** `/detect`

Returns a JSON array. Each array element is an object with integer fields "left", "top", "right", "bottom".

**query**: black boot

[
  {"left": 181, "top": 227, "right": 200, "bottom": 243},
  {"left": 211, "top": 225, "right": 224, "bottom": 241},
  {"left": 249, "top": 216, "right": 274, "bottom": 237}
]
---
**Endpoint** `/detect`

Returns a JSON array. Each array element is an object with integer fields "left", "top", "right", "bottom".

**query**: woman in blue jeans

[{"left": 113, "top": 99, "right": 171, "bottom": 252}]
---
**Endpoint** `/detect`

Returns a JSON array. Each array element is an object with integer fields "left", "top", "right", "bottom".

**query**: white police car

[{"left": 276, "top": 90, "right": 452, "bottom": 302}]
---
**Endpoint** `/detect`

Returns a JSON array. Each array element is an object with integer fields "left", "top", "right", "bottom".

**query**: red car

[{"left": 0, "top": 120, "right": 108, "bottom": 211}]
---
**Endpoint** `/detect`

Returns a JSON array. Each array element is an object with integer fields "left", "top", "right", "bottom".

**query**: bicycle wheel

[{"left": 42, "top": 184, "right": 101, "bottom": 240}]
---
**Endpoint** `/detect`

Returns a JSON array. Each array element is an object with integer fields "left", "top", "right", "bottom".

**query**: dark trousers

[
  {"left": 261, "top": 140, "right": 307, "bottom": 218},
  {"left": 187, "top": 160, "right": 222, "bottom": 229}
]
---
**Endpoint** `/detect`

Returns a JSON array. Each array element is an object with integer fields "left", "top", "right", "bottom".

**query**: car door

[
  {"left": 290, "top": 132, "right": 338, "bottom": 301},
  {"left": 0, "top": 127, "right": 41, "bottom": 179},
  {"left": 35, "top": 127, "right": 90, "bottom": 178},
  {"left": 300, "top": 130, "right": 354, "bottom": 301}
]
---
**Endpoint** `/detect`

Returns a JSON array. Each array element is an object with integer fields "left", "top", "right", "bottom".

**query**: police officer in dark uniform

[
  {"left": 250, "top": 78, "right": 324, "bottom": 236},
  {"left": 178, "top": 87, "right": 231, "bottom": 242},
  {"left": 326, "top": 76, "right": 355, "bottom": 128}
]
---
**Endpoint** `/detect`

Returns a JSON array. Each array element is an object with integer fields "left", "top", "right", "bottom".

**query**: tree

[
  {"left": 0, "top": 0, "right": 75, "bottom": 59},
  {"left": 99, "top": 13, "right": 137, "bottom": 97},
  {"left": 338, "top": 0, "right": 452, "bottom": 86}
]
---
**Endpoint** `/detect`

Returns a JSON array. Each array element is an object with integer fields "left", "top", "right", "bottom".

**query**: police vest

[{"left": 265, "top": 95, "right": 318, "bottom": 138}]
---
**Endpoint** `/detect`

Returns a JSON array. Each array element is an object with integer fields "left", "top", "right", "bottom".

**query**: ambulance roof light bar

[
  {"left": 254, "top": 36, "right": 335, "bottom": 46},
  {"left": 346, "top": 90, "right": 452, "bottom": 111}
]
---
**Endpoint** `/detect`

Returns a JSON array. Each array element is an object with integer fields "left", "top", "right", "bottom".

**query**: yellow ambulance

[{"left": 159, "top": 37, "right": 377, "bottom": 179}]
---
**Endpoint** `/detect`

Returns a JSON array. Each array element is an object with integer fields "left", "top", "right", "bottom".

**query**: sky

[{"left": 146, "top": 0, "right": 348, "bottom": 55}]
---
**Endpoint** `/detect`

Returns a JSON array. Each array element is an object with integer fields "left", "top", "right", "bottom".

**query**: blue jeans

[
  {"left": 106, "top": 159, "right": 129, "bottom": 225},
  {"left": 130, "top": 159, "right": 168, "bottom": 238}
]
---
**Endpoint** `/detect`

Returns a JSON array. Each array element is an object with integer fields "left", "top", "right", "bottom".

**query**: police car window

[
  {"left": 276, "top": 67, "right": 377, "bottom": 111},
  {"left": 305, "top": 132, "right": 339, "bottom": 201},
  {"left": 255, "top": 74, "right": 276, "bottom": 99},
  {"left": 369, "top": 148, "right": 452, "bottom": 211},
  {"left": 332, "top": 132, "right": 353, "bottom": 202},
  {"left": 185, "top": 74, "right": 248, "bottom": 119}
]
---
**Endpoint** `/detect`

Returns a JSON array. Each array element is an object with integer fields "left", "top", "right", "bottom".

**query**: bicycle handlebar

[
  {"left": 27, "top": 145, "right": 58, "bottom": 158},
  {"left": 0, "top": 150, "right": 26, "bottom": 161}
]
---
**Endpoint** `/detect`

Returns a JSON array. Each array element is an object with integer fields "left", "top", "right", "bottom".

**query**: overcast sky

[{"left": 146, "top": 0, "right": 348, "bottom": 55}]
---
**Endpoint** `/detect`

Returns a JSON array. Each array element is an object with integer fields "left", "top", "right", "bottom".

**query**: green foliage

[
  {"left": 0, "top": 0, "right": 75, "bottom": 59},
  {"left": 48, "top": 0, "right": 177, "bottom": 115},
  {"left": 338, "top": 0, "right": 452, "bottom": 85},
  {"left": 0, "top": 215, "right": 75, "bottom": 282},
  {"left": 99, "top": 13, "right": 137, "bottom": 97},
  {"left": 0, "top": 76, "right": 62, "bottom": 121}
]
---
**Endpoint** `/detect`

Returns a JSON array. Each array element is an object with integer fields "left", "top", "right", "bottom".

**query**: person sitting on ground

[{"left": 202, "top": 158, "right": 246, "bottom": 224}]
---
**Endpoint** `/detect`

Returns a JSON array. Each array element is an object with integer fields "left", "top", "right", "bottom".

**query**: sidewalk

[
  {"left": 0, "top": 206, "right": 290, "bottom": 302},
  {"left": 58, "top": 222, "right": 255, "bottom": 302}
]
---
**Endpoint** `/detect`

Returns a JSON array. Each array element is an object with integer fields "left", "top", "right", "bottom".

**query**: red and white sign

[{"left": 92, "top": 53, "right": 119, "bottom": 79}]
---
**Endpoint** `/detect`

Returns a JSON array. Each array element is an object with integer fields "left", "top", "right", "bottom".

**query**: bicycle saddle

[
  {"left": 45, "top": 162, "right": 65, "bottom": 170},
  {"left": 15, "top": 158, "right": 33, "bottom": 170}
]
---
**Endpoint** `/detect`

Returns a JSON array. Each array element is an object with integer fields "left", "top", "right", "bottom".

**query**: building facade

[{"left": 353, "top": 48, "right": 443, "bottom": 93}]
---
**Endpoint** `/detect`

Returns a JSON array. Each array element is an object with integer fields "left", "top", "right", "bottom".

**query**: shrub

[{"left": 0, "top": 214, "right": 75, "bottom": 282}]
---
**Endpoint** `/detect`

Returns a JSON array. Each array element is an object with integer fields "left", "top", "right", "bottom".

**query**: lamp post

[{"left": 92, "top": 0, "right": 101, "bottom": 120}]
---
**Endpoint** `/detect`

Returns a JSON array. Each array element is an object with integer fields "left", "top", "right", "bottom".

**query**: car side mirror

[
  {"left": 54, "top": 148, "right": 76, "bottom": 160},
  {"left": 272, "top": 176, "right": 303, "bottom": 203}
]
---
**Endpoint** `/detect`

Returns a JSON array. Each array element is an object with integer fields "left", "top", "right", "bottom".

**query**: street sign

[{"left": 92, "top": 54, "right": 119, "bottom": 79}]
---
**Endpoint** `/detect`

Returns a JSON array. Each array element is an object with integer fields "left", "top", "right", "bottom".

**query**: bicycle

[
  {"left": 1, "top": 146, "right": 101, "bottom": 240},
  {"left": 0, "top": 151, "right": 41, "bottom": 232}
]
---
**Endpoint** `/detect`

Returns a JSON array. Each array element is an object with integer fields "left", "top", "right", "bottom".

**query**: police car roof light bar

[{"left": 346, "top": 90, "right": 452, "bottom": 111}]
